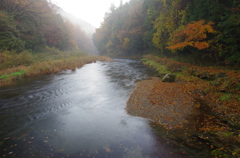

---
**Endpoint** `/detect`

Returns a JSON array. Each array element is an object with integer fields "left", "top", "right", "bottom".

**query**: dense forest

[
  {"left": 93, "top": 0, "right": 240, "bottom": 66},
  {"left": 1, "top": 0, "right": 240, "bottom": 66},
  {"left": 0, "top": 0, "right": 95, "bottom": 54}
]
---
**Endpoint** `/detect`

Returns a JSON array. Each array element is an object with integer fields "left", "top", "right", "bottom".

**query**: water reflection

[{"left": 0, "top": 59, "right": 188, "bottom": 157}]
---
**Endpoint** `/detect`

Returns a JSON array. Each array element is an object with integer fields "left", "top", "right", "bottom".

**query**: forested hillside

[
  {"left": 57, "top": 8, "right": 98, "bottom": 55},
  {"left": 0, "top": 0, "right": 96, "bottom": 54},
  {"left": 93, "top": 0, "right": 240, "bottom": 66}
]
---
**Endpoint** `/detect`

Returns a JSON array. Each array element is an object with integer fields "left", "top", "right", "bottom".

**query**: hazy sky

[{"left": 52, "top": 0, "right": 129, "bottom": 28}]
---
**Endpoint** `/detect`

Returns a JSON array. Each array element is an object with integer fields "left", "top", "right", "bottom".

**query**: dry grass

[{"left": 0, "top": 55, "right": 112, "bottom": 87}]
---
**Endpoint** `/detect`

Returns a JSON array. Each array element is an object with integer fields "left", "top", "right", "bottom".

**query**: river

[{"left": 0, "top": 59, "right": 188, "bottom": 158}]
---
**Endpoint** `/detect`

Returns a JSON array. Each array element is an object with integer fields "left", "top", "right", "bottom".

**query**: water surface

[{"left": 0, "top": 59, "right": 187, "bottom": 158}]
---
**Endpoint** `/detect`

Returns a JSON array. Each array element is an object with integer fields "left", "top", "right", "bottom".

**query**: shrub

[
  {"left": 43, "top": 46, "right": 61, "bottom": 55},
  {"left": 0, "top": 50, "right": 34, "bottom": 70}
]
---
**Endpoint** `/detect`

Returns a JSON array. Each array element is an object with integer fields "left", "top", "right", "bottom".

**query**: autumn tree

[
  {"left": 167, "top": 20, "right": 215, "bottom": 50},
  {"left": 3, "top": 0, "right": 54, "bottom": 50},
  {"left": 186, "top": 0, "right": 240, "bottom": 64},
  {"left": 92, "top": 0, "right": 239, "bottom": 65}
]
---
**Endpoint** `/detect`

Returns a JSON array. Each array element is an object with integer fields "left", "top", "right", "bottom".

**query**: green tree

[
  {"left": 152, "top": 0, "right": 187, "bottom": 55},
  {"left": 0, "top": 11, "right": 24, "bottom": 51}
]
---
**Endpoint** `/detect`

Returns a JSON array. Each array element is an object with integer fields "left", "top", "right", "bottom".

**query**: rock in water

[{"left": 162, "top": 73, "right": 176, "bottom": 82}]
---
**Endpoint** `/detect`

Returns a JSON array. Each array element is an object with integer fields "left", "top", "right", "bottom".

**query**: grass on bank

[
  {"left": 141, "top": 58, "right": 171, "bottom": 75},
  {"left": 0, "top": 70, "right": 25, "bottom": 80},
  {"left": 0, "top": 48, "right": 112, "bottom": 87}
]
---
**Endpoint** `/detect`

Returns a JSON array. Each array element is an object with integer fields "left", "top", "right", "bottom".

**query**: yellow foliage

[
  {"left": 153, "top": 0, "right": 184, "bottom": 51},
  {"left": 122, "top": 38, "right": 130, "bottom": 49}
]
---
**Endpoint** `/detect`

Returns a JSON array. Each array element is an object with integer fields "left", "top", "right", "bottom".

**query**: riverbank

[
  {"left": 0, "top": 50, "right": 112, "bottom": 87},
  {"left": 126, "top": 55, "right": 240, "bottom": 157}
]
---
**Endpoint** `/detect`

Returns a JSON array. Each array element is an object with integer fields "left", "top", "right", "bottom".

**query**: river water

[{"left": 0, "top": 59, "right": 188, "bottom": 158}]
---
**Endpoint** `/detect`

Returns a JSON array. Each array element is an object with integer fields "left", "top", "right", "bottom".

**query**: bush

[
  {"left": 43, "top": 46, "right": 61, "bottom": 55},
  {"left": 0, "top": 50, "right": 34, "bottom": 70}
]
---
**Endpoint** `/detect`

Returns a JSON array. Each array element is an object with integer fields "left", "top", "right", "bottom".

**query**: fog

[{"left": 52, "top": 0, "right": 130, "bottom": 28}]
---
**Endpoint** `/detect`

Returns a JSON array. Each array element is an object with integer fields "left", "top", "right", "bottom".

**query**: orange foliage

[{"left": 167, "top": 20, "right": 215, "bottom": 50}]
